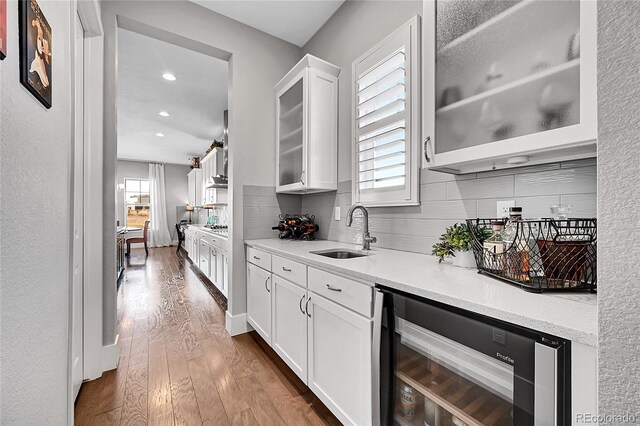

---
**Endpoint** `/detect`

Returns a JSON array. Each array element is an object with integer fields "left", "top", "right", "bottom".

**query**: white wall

[
  {"left": 0, "top": 1, "right": 74, "bottom": 423},
  {"left": 303, "top": 0, "right": 422, "bottom": 181},
  {"left": 101, "top": 0, "right": 302, "bottom": 341},
  {"left": 116, "top": 160, "right": 190, "bottom": 242},
  {"left": 598, "top": 0, "right": 640, "bottom": 415}
]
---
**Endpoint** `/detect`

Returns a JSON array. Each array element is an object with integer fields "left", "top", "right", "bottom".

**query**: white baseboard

[
  {"left": 225, "top": 311, "right": 254, "bottom": 336},
  {"left": 101, "top": 334, "right": 121, "bottom": 372}
]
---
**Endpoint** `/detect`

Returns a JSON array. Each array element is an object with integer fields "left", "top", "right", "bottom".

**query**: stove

[{"left": 204, "top": 224, "right": 229, "bottom": 237}]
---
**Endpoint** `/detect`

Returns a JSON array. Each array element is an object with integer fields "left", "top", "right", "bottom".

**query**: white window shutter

[{"left": 352, "top": 16, "right": 420, "bottom": 207}]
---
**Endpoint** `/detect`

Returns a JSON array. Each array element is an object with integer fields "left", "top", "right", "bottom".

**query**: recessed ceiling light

[
  {"left": 158, "top": 111, "right": 170, "bottom": 117},
  {"left": 156, "top": 133, "right": 165, "bottom": 137},
  {"left": 162, "top": 73, "right": 176, "bottom": 81}
]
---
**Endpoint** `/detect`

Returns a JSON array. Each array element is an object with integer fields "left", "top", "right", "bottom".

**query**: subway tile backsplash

[
  {"left": 244, "top": 160, "right": 596, "bottom": 256},
  {"left": 302, "top": 161, "right": 596, "bottom": 255},
  {"left": 243, "top": 186, "right": 302, "bottom": 240}
]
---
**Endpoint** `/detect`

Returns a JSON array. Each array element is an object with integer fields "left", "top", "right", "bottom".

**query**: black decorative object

[
  {"left": 19, "top": 0, "right": 52, "bottom": 108},
  {"left": 467, "top": 218, "right": 596, "bottom": 293},
  {"left": 272, "top": 214, "right": 319, "bottom": 241}
]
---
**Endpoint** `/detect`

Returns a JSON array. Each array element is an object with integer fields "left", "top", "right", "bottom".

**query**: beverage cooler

[{"left": 373, "top": 287, "right": 570, "bottom": 426}]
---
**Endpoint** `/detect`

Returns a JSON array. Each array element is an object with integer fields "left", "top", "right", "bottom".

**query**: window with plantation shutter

[{"left": 352, "top": 17, "right": 421, "bottom": 207}]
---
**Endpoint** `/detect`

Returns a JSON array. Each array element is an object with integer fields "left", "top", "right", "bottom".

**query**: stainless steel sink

[{"left": 310, "top": 249, "right": 370, "bottom": 259}]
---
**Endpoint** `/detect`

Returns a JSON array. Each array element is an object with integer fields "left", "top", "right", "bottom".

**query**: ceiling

[
  {"left": 117, "top": 28, "right": 228, "bottom": 165},
  {"left": 191, "top": 0, "right": 345, "bottom": 47}
]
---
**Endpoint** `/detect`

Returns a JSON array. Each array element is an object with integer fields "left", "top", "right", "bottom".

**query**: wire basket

[{"left": 466, "top": 218, "right": 597, "bottom": 293}]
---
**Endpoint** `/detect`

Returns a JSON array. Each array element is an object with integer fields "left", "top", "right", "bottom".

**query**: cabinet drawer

[
  {"left": 247, "top": 246, "right": 271, "bottom": 271},
  {"left": 308, "top": 268, "right": 372, "bottom": 317},
  {"left": 272, "top": 255, "right": 307, "bottom": 287}
]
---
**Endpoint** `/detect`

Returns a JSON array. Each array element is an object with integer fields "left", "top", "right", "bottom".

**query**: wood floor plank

[
  {"left": 248, "top": 356, "right": 311, "bottom": 426},
  {"left": 229, "top": 409, "right": 259, "bottom": 426},
  {"left": 129, "top": 317, "right": 149, "bottom": 367},
  {"left": 75, "top": 247, "right": 338, "bottom": 425},
  {"left": 231, "top": 333, "right": 265, "bottom": 363},
  {"left": 236, "top": 374, "right": 287, "bottom": 426},
  {"left": 188, "top": 356, "right": 230, "bottom": 425},
  {"left": 74, "top": 378, "right": 104, "bottom": 426},
  {"left": 208, "top": 323, "right": 253, "bottom": 379},
  {"left": 148, "top": 339, "right": 173, "bottom": 426},
  {"left": 120, "top": 362, "right": 148, "bottom": 426},
  {"left": 201, "top": 338, "right": 249, "bottom": 419},
  {"left": 94, "top": 407, "right": 122, "bottom": 426},
  {"left": 165, "top": 333, "right": 202, "bottom": 425}
]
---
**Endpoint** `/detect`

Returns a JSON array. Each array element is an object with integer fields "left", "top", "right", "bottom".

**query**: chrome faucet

[{"left": 346, "top": 204, "right": 377, "bottom": 250}]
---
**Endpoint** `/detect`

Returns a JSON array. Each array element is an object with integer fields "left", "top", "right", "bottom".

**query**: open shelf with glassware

[{"left": 422, "top": 0, "right": 597, "bottom": 174}]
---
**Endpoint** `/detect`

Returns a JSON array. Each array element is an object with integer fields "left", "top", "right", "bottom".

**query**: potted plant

[{"left": 432, "top": 223, "right": 489, "bottom": 268}]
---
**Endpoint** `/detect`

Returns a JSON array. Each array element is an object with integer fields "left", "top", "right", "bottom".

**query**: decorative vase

[{"left": 451, "top": 250, "right": 477, "bottom": 268}]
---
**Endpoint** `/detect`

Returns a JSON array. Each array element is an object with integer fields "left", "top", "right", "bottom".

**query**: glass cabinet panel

[
  {"left": 394, "top": 318, "right": 515, "bottom": 426},
  {"left": 435, "top": 0, "right": 582, "bottom": 154},
  {"left": 278, "top": 78, "right": 304, "bottom": 186}
]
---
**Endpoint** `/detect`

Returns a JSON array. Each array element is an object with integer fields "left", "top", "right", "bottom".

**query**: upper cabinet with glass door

[
  {"left": 276, "top": 54, "right": 340, "bottom": 194},
  {"left": 422, "top": 0, "right": 597, "bottom": 174}
]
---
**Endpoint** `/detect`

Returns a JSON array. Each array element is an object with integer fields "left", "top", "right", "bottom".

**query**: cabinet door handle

[
  {"left": 424, "top": 136, "right": 431, "bottom": 163},
  {"left": 282, "top": 267, "right": 292, "bottom": 272},
  {"left": 326, "top": 284, "right": 342, "bottom": 292},
  {"left": 299, "top": 294, "right": 306, "bottom": 315},
  {"left": 253, "top": 256, "right": 260, "bottom": 260},
  {"left": 305, "top": 296, "right": 311, "bottom": 318},
  {"left": 265, "top": 276, "right": 270, "bottom": 293}
]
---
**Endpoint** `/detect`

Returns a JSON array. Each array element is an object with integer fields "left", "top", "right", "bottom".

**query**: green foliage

[{"left": 431, "top": 223, "right": 491, "bottom": 263}]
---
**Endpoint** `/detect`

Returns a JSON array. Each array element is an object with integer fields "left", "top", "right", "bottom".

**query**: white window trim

[
  {"left": 123, "top": 177, "right": 150, "bottom": 229},
  {"left": 351, "top": 15, "right": 421, "bottom": 207}
]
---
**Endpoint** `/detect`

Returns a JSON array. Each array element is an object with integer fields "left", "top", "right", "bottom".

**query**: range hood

[
  {"left": 205, "top": 109, "right": 229, "bottom": 189},
  {"left": 206, "top": 175, "right": 228, "bottom": 189}
]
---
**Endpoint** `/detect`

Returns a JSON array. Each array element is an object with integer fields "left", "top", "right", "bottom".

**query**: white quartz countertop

[{"left": 245, "top": 238, "right": 597, "bottom": 347}]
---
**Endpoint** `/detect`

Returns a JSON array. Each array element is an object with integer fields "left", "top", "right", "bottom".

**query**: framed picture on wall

[
  {"left": 19, "top": 0, "right": 52, "bottom": 108},
  {"left": 0, "top": 0, "right": 6, "bottom": 60}
]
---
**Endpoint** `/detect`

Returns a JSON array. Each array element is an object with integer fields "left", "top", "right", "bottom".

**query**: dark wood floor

[{"left": 74, "top": 246, "right": 340, "bottom": 425}]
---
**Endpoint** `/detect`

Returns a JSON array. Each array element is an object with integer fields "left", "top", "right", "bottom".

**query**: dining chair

[{"left": 126, "top": 220, "right": 150, "bottom": 257}]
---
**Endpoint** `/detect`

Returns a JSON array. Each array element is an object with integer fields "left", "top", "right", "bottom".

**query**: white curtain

[{"left": 148, "top": 163, "right": 172, "bottom": 247}]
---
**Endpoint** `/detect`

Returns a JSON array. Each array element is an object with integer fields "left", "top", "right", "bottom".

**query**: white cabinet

[
  {"left": 186, "top": 230, "right": 198, "bottom": 262},
  {"left": 244, "top": 245, "right": 373, "bottom": 426},
  {"left": 246, "top": 262, "right": 272, "bottom": 344},
  {"left": 201, "top": 148, "right": 228, "bottom": 205},
  {"left": 216, "top": 249, "right": 229, "bottom": 297},
  {"left": 271, "top": 275, "right": 308, "bottom": 382},
  {"left": 422, "top": 0, "right": 597, "bottom": 174},
  {"left": 209, "top": 246, "right": 218, "bottom": 284},
  {"left": 187, "top": 168, "right": 203, "bottom": 206},
  {"left": 307, "top": 293, "right": 372, "bottom": 426},
  {"left": 275, "top": 54, "right": 340, "bottom": 194},
  {"left": 199, "top": 240, "right": 210, "bottom": 277}
]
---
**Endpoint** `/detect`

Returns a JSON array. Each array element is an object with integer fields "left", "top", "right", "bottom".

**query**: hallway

[{"left": 74, "top": 247, "right": 339, "bottom": 425}]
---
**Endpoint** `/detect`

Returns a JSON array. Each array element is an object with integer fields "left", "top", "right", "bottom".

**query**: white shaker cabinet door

[
  {"left": 307, "top": 293, "right": 372, "bottom": 426},
  {"left": 246, "top": 262, "right": 272, "bottom": 345},
  {"left": 271, "top": 276, "right": 308, "bottom": 383}
]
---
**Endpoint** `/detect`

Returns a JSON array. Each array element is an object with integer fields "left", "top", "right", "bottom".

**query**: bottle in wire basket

[
  {"left": 483, "top": 220, "right": 505, "bottom": 271},
  {"left": 503, "top": 207, "right": 530, "bottom": 280}
]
